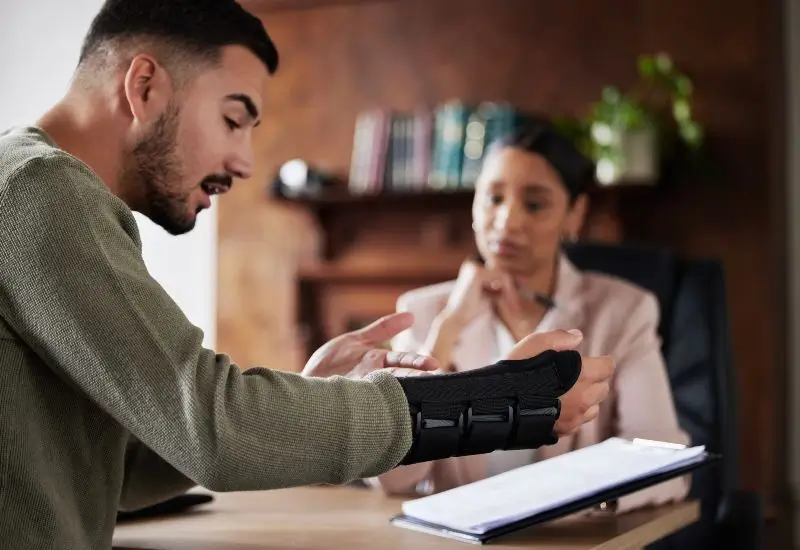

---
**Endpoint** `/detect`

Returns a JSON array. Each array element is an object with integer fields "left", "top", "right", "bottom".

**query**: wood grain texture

[
  {"left": 112, "top": 486, "right": 700, "bottom": 550},
  {"left": 238, "top": 0, "right": 399, "bottom": 13},
  {"left": 218, "top": 0, "right": 783, "bottom": 516}
]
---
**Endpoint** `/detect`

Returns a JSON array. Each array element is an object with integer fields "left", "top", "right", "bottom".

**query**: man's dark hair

[
  {"left": 487, "top": 115, "right": 595, "bottom": 202},
  {"left": 78, "top": 0, "right": 279, "bottom": 75}
]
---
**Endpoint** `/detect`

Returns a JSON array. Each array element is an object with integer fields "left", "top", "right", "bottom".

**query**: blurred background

[{"left": 1, "top": 0, "right": 798, "bottom": 548}]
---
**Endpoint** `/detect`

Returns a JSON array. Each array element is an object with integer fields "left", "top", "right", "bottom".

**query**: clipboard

[{"left": 390, "top": 440, "right": 720, "bottom": 545}]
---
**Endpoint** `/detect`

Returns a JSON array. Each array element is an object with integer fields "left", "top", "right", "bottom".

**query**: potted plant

[{"left": 557, "top": 52, "right": 704, "bottom": 185}]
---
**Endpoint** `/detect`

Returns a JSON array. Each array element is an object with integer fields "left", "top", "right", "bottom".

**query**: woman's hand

[
  {"left": 421, "top": 258, "right": 503, "bottom": 370},
  {"left": 492, "top": 272, "right": 546, "bottom": 342},
  {"left": 440, "top": 258, "right": 501, "bottom": 328},
  {"left": 506, "top": 329, "right": 614, "bottom": 436}
]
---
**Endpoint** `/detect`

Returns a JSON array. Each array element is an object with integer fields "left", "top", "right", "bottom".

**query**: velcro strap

[
  {"left": 460, "top": 398, "right": 514, "bottom": 455},
  {"left": 405, "top": 402, "right": 464, "bottom": 464},
  {"left": 507, "top": 395, "right": 560, "bottom": 449}
]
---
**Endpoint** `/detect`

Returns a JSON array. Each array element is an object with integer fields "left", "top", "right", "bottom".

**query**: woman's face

[{"left": 472, "top": 146, "right": 586, "bottom": 275}]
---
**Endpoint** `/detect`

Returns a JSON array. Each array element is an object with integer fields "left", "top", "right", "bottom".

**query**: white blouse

[{"left": 484, "top": 312, "right": 553, "bottom": 478}]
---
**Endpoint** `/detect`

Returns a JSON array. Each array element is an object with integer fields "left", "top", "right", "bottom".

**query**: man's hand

[
  {"left": 301, "top": 312, "right": 442, "bottom": 379},
  {"left": 505, "top": 329, "right": 614, "bottom": 437}
]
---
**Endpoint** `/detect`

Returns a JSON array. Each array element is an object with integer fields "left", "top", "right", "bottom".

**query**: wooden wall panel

[{"left": 218, "top": 0, "right": 783, "bottom": 518}]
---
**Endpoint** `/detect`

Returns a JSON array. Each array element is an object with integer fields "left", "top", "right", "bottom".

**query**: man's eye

[{"left": 225, "top": 117, "right": 240, "bottom": 130}]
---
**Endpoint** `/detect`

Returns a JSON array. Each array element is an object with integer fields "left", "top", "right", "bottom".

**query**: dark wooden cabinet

[{"left": 275, "top": 188, "right": 476, "bottom": 354}]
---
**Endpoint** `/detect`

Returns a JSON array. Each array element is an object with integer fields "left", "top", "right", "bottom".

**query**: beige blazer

[{"left": 369, "top": 254, "right": 690, "bottom": 514}]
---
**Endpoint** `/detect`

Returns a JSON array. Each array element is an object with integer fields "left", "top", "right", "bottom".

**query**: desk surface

[{"left": 113, "top": 486, "right": 698, "bottom": 550}]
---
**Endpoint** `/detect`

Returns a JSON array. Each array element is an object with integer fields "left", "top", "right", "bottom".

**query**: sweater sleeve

[{"left": 0, "top": 153, "right": 412, "bottom": 492}]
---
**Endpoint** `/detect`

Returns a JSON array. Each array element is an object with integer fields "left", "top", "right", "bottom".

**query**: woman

[{"left": 368, "top": 119, "right": 690, "bottom": 514}]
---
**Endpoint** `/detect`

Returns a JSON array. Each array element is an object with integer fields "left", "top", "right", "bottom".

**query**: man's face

[{"left": 125, "top": 45, "right": 268, "bottom": 235}]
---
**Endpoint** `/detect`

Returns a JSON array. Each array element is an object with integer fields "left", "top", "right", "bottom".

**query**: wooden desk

[{"left": 113, "top": 486, "right": 699, "bottom": 550}]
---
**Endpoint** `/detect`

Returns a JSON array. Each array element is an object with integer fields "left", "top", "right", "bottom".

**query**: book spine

[
  {"left": 348, "top": 111, "right": 372, "bottom": 194},
  {"left": 413, "top": 110, "right": 433, "bottom": 191},
  {"left": 369, "top": 109, "right": 391, "bottom": 194},
  {"left": 441, "top": 101, "right": 467, "bottom": 189},
  {"left": 428, "top": 104, "right": 448, "bottom": 190}
]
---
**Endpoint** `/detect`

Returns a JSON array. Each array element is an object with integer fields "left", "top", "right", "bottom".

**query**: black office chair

[{"left": 564, "top": 241, "right": 763, "bottom": 550}]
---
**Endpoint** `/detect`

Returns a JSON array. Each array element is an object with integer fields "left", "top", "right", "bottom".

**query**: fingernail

[{"left": 567, "top": 329, "right": 583, "bottom": 338}]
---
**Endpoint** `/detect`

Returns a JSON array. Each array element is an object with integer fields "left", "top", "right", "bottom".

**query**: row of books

[{"left": 348, "top": 100, "right": 522, "bottom": 195}]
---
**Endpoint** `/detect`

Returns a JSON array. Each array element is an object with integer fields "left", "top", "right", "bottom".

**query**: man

[{"left": 0, "top": 0, "right": 614, "bottom": 548}]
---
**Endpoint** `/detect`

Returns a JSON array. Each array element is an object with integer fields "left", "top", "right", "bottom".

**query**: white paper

[{"left": 400, "top": 437, "right": 706, "bottom": 535}]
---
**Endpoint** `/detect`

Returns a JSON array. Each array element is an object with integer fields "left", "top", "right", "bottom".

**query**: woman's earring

[{"left": 561, "top": 234, "right": 578, "bottom": 245}]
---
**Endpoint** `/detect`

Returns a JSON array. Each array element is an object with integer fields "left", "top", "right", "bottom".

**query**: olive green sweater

[{"left": 0, "top": 126, "right": 412, "bottom": 549}]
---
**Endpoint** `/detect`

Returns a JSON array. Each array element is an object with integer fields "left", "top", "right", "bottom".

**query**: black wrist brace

[{"left": 397, "top": 349, "right": 581, "bottom": 465}]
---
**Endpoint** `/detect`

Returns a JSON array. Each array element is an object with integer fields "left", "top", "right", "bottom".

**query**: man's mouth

[{"left": 201, "top": 178, "right": 232, "bottom": 196}]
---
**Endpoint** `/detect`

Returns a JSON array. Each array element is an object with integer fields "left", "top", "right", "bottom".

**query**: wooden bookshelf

[
  {"left": 273, "top": 187, "right": 475, "bottom": 260},
  {"left": 270, "top": 186, "right": 470, "bottom": 355},
  {"left": 273, "top": 179, "right": 654, "bottom": 208},
  {"left": 272, "top": 186, "right": 474, "bottom": 208},
  {"left": 296, "top": 263, "right": 459, "bottom": 354},
  {"left": 298, "top": 263, "right": 460, "bottom": 284},
  {"left": 242, "top": 0, "right": 394, "bottom": 14}
]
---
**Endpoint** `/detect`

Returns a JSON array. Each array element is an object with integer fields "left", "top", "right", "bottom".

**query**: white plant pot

[{"left": 594, "top": 124, "right": 659, "bottom": 185}]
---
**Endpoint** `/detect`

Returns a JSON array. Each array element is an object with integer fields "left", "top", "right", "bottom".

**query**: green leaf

[
  {"left": 675, "top": 75, "right": 693, "bottom": 96},
  {"left": 638, "top": 56, "right": 656, "bottom": 78},
  {"left": 655, "top": 52, "right": 673, "bottom": 74},
  {"left": 673, "top": 98, "right": 691, "bottom": 122},
  {"left": 601, "top": 86, "right": 622, "bottom": 104},
  {"left": 679, "top": 121, "right": 703, "bottom": 148}
]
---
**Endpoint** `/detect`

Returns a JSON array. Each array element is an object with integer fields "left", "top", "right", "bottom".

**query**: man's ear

[{"left": 122, "top": 54, "right": 174, "bottom": 128}]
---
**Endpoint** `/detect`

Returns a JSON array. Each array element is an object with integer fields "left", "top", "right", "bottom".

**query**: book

[
  {"left": 429, "top": 100, "right": 469, "bottom": 190},
  {"left": 390, "top": 437, "right": 719, "bottom": 544},
  {"left": 460, "top": 101, "right": 521, "bottom": 189}
]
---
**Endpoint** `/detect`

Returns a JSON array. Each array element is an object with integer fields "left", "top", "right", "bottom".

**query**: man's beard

[{"left": 123, "top": 103, "right": 197, "bottom": 236}]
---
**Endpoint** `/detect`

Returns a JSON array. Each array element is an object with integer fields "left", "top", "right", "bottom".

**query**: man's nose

[{"left": 227, "top": 144, "right": 254, "bottom": 180}]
